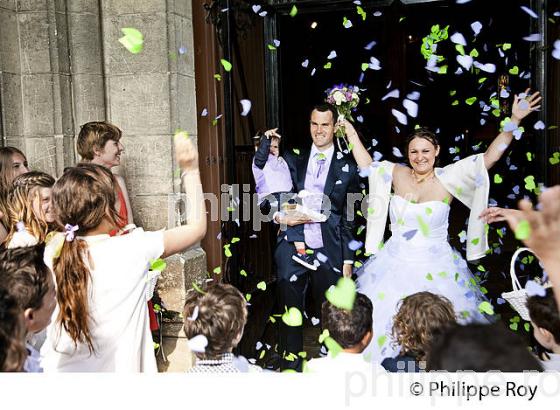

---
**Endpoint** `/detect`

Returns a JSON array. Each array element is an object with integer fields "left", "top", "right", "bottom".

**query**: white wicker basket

[{"left": 501, "top": 247, "right": 533, "bottom": 321}]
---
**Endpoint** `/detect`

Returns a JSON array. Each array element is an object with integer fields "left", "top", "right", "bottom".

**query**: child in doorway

[{"left": 252, "top": 129, "right": 317, "bottom": 270}]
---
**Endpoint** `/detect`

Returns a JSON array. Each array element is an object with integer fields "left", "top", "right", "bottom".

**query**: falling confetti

[
  {"left": 240, "top": 99, "right": 251, "bottom": 116},
  {"left": 220, "top": 59, "right": 232, "bottom": 72},
  {"left": 325, "top": 277, "right": 356, "bottom": 311},
  {"left": 118, "top": 28, "right": 144, "bottom": 54}
]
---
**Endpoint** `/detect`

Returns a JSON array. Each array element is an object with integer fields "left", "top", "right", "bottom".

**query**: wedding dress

[{"left": 357, "top": 193, "right": 489, "bottom": 361}]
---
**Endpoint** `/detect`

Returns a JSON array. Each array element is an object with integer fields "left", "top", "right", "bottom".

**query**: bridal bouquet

[{"left": 325, "top": 84, "right": 360, "bottom": 151}]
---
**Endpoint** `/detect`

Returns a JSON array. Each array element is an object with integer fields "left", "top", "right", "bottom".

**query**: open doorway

[{"left": 227, "top": 0, "right": 551, "bottom": 364}]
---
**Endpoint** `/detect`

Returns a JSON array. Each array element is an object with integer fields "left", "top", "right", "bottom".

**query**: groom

[{"left": 272, "top": 104, "right": 361, "bottom": 371}]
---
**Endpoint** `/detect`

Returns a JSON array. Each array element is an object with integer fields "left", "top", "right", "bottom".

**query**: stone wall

[{"left": 0, "top": 0, "right": 205, "bottom": 371}]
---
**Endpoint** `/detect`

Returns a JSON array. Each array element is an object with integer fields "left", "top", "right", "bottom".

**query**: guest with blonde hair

[{"left": 0, "top": 147, "right": 30, "bottom": 243}]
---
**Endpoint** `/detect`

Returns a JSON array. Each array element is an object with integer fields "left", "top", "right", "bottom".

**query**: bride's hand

[
  {"left": 511, "top": 89, "right": 541, "bottom": 123},
  {"left": 336, "top": 119, "right": 358, "bottom": 139},
  {"left": 479, "top": 207, "right": 521, "bottom": 223}
]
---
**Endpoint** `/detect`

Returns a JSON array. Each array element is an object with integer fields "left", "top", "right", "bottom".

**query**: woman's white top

[{"left": 41, "top": 228, "right": 164, "bottom": 372}]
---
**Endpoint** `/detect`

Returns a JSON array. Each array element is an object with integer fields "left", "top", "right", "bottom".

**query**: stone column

[
  {"left": 0, "top": 0, "right": 206, "bottom": 372},
  {"left": 0, "top": 0, "right": 75, "bottom": 175}
]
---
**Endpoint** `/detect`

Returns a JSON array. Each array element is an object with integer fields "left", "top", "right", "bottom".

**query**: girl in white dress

[
  {"left": 342, "top": 90, "right": 541, "bottom": 362},
  {"left": 41, "top": 135, "right": 206, "bottom": 372}
]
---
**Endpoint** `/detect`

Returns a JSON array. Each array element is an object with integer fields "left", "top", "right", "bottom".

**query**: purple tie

[{"left": 315, "top": 153, "right": 326, "bottom": 178}]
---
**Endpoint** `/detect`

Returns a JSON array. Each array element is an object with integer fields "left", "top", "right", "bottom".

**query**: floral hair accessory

[{"left": 64, "top": 224, "right": 79, "bottom": 242}]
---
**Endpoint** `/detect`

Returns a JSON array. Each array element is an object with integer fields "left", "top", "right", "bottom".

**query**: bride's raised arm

[
  {"left": 483, "top": 89, "right": 541, "bottom": 170},
  {"left": 339, "top": 119, "right": 373, "bottom": 169}
]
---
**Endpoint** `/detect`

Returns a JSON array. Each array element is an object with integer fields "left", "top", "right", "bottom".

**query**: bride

[{"left": 342, "top": 89, "right": 541, "bottom": 362}]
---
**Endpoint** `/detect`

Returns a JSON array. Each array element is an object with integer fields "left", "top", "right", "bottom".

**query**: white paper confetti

[
  {"left": 523, "top": 33, "right": 542, "bottom": 42},
  {"left": 364, "top": 40, "right": 377, "bottom": 50},
  {"left": 471, "top": 21, "right": 482, "bottom": 36},
  {"left": 187, "top": 335, "right": 208, "bottom": 353},
  {"left": 391, "top": 109, "right": 408, "bottom": 125},
  {"left": 520, "top": 6, "right": 538, "bottom": 19},
  {"left": 403, "top": 99, "right": 418, "bottom": 118},
  {"left": 240, "top": 99, "right": 251, "bottom": 116},
  {"left": 381, "top": 89, "right": 400, "bottom": 101},
  {"left": 457, "top": 55, "right": 473, "bottom": 70},
  {"left": 450, "top": 32, "right": 467, "bottom": 46},
  {"left": 473, "top": 62, "right": 496, "bottom": 73}
]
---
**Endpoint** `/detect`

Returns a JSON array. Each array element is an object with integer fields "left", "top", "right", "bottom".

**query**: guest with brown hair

[
  {"left": 382, "top": 291, "right": 456, "bottom": 372},
  {"left": 183, "top": 283, "right": 262, "bottom": 373}
]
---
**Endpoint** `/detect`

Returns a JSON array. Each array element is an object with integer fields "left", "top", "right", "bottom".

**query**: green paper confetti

[
  {"left": 478, "top": 301, "right": 494, "bottom": 315},
  {"left": 494, "top": 174, "right": 503, "bottom": 184},
  {"left": 223, "top": 245, "right": 232, "bottom": 257},
  {"left": 509, "top": 66, "right": 519, "bottom": 75},
  {"left": 245, "top": 293, "right": 252, "bottom": 302},
  {"left": 240, "top": 269, "right": 247, "bottom": 277},
  {"left": 150, "top": 258, "right": 167, "bottom": 272},
  {"left": 426, "top": 273, "right": 433, "bottom": 281},
  {"left": 231, "top": 237, "right": 240, "bottom": 243},
  {"left": 324, "top": 62, "right": 332, "bottom": 69},
  {"left": 361, "top": 63, "right": 369, "bottom": 71},
  {"left": 356, "top": 6, "right": 366, "bottom": 21},
  {"left": 192, "top": 282, "right": 205, "bottom": 294},
  {"left": 293, "top": 148, "right": 300, "bottom": 155},
  {"left": 213, "top": 266, "right": 221, "bottom": 274},
  {"left": 214, "top": 74, "right": 222, "bottom": 81},
  {"left": 524, "top": 323, "right": 531, "bottom": 332},
  {"left": 318, "top": 329, "right": 329, "bottom": 344},
  {"left": 289, "top": 5, "right": 298, "bottom": 17},
  {"left": 377, "top": 335, "right": 387, "bottom": 348},
  {"left": 471, "top": 238, "right": 480, "bottom": 245},
  {"left": 425, "top": 207, "right": 432, "bottom": 216},
  {"left": 416, "top": 215, "right": 430, "bottom": 237},
  {"left": 514, "top": 220, "right": 531, "bottom": 240},
  {"left": 526, "top": 152, "right": 533, "bottom": 162},
  {"left": 524, "top": 175, "right": 536, "bottom": 192},
  {"left": 282, "top": 307, "right": 303, "bottom": 327},
  {"left": 324, "top": 336, "right": 343, "bottom": 358},
  {"left": 470, "top": 49, "right": 479, "bottom": 57},
  {"left": 220, "top": 59, "right": 232, "bottom": 72},
  {"left": 257, "top": 281, "right": 266, "bottom": 291},
  {"left": 502, "top": 43, "right": 512, "bottom": 51},
  {"left": 465, "top": 97, "right": 477, "bottom": 105},
  {"left": 118, "top": 28, "right": 144, "bottom": 54},
  {"left": 510, "top": 322, "right": 518, "bottom": 331},
  {"left": 325, "top": 277, "right": 356, "bottom": 311},
  {"left": 267, "top": 44, "right": 277, "bottom": 51},
  {"left": 549, "top": 152, "right": 560, "bottom": 165}
]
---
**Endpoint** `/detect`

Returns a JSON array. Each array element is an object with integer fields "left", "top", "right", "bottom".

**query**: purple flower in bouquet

[{"left": 325, "top": 84, "right": 361, "bottom": 150}]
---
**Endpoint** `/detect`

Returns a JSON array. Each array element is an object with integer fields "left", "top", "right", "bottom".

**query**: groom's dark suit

[{"left": 275, "top": 144, "right": 360, "bottom": 370}]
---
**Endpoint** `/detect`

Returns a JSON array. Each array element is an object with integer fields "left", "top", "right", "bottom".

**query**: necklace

[{"left": 411, "top": 169, "right": 435, "bottom": 184}]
